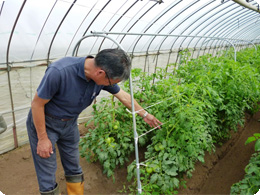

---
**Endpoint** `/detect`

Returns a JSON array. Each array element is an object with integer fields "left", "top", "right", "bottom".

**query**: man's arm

[
  {"left": 113, "top": 88, "right": 162, "bottom": 128},
  {"left": 31, "top": 92, "right": 52, "bottom": 158}
]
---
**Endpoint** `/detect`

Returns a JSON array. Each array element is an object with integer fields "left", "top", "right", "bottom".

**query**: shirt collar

[{"left": 78, "top": 56, "right": 94, "bottom": 81}]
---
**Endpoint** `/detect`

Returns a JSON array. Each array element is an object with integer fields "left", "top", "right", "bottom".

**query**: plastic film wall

[{"left": 0, "top": 0, "right": 260, "bottom": 154}]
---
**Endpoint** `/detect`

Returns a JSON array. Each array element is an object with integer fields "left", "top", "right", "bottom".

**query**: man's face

[
  {"left": 104, "top": 74, "right": 121, "bottom": 86},
  {"left": 95, "top": 69, "right": 121, "bottom": 86}
]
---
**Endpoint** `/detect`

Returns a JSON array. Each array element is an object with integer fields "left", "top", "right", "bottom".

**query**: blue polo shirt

[{"left": 37, "top": 57, "right": 120, "bottom": 119}]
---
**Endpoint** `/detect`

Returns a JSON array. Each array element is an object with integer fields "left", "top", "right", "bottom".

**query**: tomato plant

[{"left": 80, "top": 46, "right": 260, "bottom": 193}]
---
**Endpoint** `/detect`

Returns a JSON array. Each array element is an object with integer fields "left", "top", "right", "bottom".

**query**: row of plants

[
  {"left": 230, "top": 134, "right": 260, "bottom": 195},
  {"left": 79, "top": 46, "right": 260, "bottom": 194}
]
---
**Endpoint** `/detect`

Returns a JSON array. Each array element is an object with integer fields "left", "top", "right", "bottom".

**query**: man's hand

[
  {"left": 113, "top": 89, "right": 163, "bottom": 129},
  {"left": 37, "top": 137, "right": 53, "bottom": 158},
  {"left": 143, "top": 113, "right": 162, "bottom": 129},
  {"left": 31, "top": 93, "right": 52, "bottom": 158}
]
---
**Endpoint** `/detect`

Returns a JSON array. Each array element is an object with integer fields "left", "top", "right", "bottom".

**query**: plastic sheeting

[{"left": 1, "top": 0, "right": 260, "bottom": 67}]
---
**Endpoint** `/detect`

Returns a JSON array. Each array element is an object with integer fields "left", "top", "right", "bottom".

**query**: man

[{"left": 26, "top": 49, "right": 162, "bottom": 195}]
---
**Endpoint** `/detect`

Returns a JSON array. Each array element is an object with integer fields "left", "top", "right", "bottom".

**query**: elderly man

[{"left": 26, "top": 49, "right": 161, "bottom": 195}]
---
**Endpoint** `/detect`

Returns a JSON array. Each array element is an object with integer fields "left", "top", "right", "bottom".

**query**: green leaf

[
  {"left": 198, "top": 155, "right": 205, "bottom": 163},
  {"left": 150, "top": 173, "right": 158, "bottom": 184},
  {"left": 107, "top": 169, "right": 113, "bottom": 177},
  {"left": 255, "top": 139, "right": 260, "bottom": 152},
  {"left": 124, "top": 137, "right": 131, "bottom": 142},
  {"left": 251, "top": 177, "right": 260, "bottom": 186},
  {"left": 187, "top": 144, "right": 194, "bottom": 154},
  {"left": 104, "top": 160, "right": 110, "bottom": 170},
  {"left": 167, "top": 166, "right": 178, "bottom": 176},
  {"left": 239, "top": 184, "right": 249, "bottom": 190},
  {"left": 117, "top": 149, "right": 121, "bottom": 156},
  {"left": 246, "top": 164, "right": 258, "bottom": 174},
  {"left": 99, "top": 152, "right": 108, "bottom": 162},
  {"left": 119, "top": 157, "right": 124, "bottom": 166},
  {"left": 173, "top": 178, "right": 179, "bottom": 188},
  {"left": 164, "top": 160, "right": 174, "bottom": 165},
  {"left": 253, "top": 133, "right": 260, "bottom": 138},
  {"left": 245, "top": 137, "right": 256, "bottom": 145}
]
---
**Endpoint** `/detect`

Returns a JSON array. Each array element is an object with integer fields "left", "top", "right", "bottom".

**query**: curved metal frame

[
  {"left": 0, "top": 0, "right": 5, "bottom": 16},
  {"left": 211, "top": 11, "right": 254, "bottom": 40},
  {"left": 199, "top": 38, "right": 237, "bottom": 61},
  {"left": 46, "top": 0, "right": 77, "bottom": 65},
  {"left": 142, "top": 0, "right": 202, "bottom": 75},
  {"left": 187, "top": 2, "right": 240, "bottom": 57},
  {"left": 131, "top": 0, "right": 194, "bottom": 54},
  {"left": 179, "top": 1, "right": 235, "bottom": 57},
  {"left": 4, "top": 0, "right": 260, "bottom": 66},
  {"left": 117, "top": 1, "right": 157, "bottom": 45},
  {"left": 73, "top": 0, "right": 112, "bottom": 57},
  {"left": 211, "top": 12, "right": 257, "bottom": 55},
  {"left": 97, "top": 0, "right": 138, "bottom": 52},
  {"left": 174, "top": 0, "right": 217, "bottom": 49},
  {"left": 30, "top": 0, "right": 58, "bottom": 60},
  {"left": 192, "top": 4, "right": 247, "bottom": 56},
  {"left": 64, "top": 0, "right": 101, "bottom": 56},
  {"left": 5, "top": 0, "right": 28, "bottom": 148},
  {"left": 150, "top": 0, "right": 215, "bottom": 70},
  {"left": 133, "top": 0, "right": 183, "bottom": 74}
]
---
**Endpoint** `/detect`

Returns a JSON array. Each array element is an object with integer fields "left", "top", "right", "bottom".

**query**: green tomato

[
  {"left": 105, "top": 137, "right": 114, "bottom": 144},
  {"left": 158, "top": 144, "right": 165, "bottom": 150},
  {"left": 113, "top": 125, "right": 118, "bottom": 130},
  {"left": 146, "top": 167, "right": 153, "bottom": 174},
  {"left": 154, "top": 144, "right": 160, "bottom": 152},
  {"left": 105, "top": 137, "right": 112, "bottom": 144},
  {"left": 152, "top": 165, "right": 160, "bottom": 172}
]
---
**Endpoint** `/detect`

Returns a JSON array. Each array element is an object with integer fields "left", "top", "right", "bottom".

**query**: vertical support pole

[
  {"left": 129, "top": 73, "right": 142, "bottom": 194},
  {"left": 6, "top": 65, "right": 18, "bottom": 148},
  {"left": 165, "top": 49, "right": 172, "bottom": 76}
]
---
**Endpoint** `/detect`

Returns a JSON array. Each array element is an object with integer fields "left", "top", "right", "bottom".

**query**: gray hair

[{"left": 94, "top": 49, "right": 131, "bottom": 81}]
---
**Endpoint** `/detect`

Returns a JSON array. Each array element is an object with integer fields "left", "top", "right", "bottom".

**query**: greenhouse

[{"left": 1, "top": 0, "right": 260, "bottom": 194}]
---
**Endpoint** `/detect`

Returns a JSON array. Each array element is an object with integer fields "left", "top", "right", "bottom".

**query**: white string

[
  {"left": 139, "top": 163, "right": 147, "bottom": 167},
  {"left": 138, "top": 121, "right": 169, "bottom": 138},
  {"left": 126, "top": 96, "right": 174, "bottom": 114},
  {"left": 139, "top": 157, "right": 156, "bottom": 167}
]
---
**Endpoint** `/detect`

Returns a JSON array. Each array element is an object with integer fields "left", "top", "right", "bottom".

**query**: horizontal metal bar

[
  {"left": 1, "top": 106, "right": 31, "bottom": 115},
  {"left": 0, "top": 58, "right": 55, "bottom": 66},
  {"left": 91, "top": 31, "right": 252, "bottom": 41}
]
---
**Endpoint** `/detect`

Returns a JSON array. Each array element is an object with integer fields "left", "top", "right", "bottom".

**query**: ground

[{"left": 0, "top": 111, "right": 260, "bottom": 195}]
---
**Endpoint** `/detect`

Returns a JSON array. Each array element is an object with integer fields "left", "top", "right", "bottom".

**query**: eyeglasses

[{"left": 104, "top": 71, "right": 112, "bottom": 86}]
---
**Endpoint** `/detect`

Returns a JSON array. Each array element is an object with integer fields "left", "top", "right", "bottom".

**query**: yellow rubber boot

[{"left": 65, "top": 173, "right": 84, "bottom": 195}]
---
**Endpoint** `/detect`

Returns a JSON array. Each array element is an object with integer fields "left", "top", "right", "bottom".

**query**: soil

[{"left": 0, "top": 111, "right": 260, "bottom": 195}]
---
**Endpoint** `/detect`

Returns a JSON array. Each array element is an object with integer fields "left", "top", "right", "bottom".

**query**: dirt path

[
  {"left": 0, "top": 112, "right": 259, "bottom": 195},
  {"left": 199, "top": 112, "right": 260, "bottom": 194}
]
